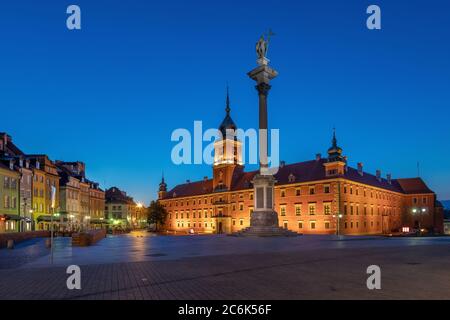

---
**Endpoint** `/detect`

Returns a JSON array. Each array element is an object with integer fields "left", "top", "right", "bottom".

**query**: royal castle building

[{"left": 158, "top": 94, "right": 444, "bottom": 235}]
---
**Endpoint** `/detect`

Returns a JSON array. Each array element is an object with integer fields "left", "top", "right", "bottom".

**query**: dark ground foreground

[{"left": 1, "top": 234, "right": 450, "bottom": 299}]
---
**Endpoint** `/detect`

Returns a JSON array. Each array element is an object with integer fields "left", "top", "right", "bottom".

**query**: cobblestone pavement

[{"left": 1, "top": 233, "right": 450, "bottom": 299}]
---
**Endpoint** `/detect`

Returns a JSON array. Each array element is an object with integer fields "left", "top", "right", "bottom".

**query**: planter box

[
  {"left": 0, "top": 231, "right": 51, "bottom": 249},
  {"left": 72, "top": 229, "right": 106, "bottom": 247}
]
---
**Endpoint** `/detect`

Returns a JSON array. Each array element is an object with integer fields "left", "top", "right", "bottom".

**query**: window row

[
  {"left": 3, "top": 177, "right": 17, "bottom": 189},
  {"left": 279, "top": 202, "right": 332, "bottom": 216},
  {"left": 279, "top": 184, "right": 331, "bottom": 197}
]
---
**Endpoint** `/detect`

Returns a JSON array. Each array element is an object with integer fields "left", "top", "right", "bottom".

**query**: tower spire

[
  {"left": 332, "top": 127, "right": 337, "bottom": 148},
  {"left": 159, "top": 172, "right": 167, "bottom": 192},
  {"left": 327, "top": 127, "right": 344, "bottom": 162},
  {"left": 225, "top": 85, "right": 231, "bottom": 115}
]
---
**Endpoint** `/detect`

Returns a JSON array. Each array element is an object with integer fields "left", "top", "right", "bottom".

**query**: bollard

[
  {"left": 6, "top": 239, "right": 14, "bottom": 249},
  {"left": 45, "top": 238, "right": 51, "bottom": 248}
]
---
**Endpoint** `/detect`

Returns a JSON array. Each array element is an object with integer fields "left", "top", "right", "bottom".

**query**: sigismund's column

[{"left": 236, "top": 33, "right": 296, "bottom": 237}]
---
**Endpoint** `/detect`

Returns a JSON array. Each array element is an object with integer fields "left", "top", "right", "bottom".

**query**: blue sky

[{"left": 1, "top": 0, "right": 449, "bottom": 204}]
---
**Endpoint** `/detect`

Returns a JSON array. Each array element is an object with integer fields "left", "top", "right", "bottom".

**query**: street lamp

[
  {"left": 412, "top": 207, "right": 427, "bottom": 235},
  {"left": 333, "top": 213, "right": 343, "bottom": 236}
]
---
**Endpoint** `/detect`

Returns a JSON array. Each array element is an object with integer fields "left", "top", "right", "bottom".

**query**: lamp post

[
  {"left": 333, "top": 213, "right": 343, "bottom": 237},
  {"left": 29, "top": 209, "right": 33, "bottom": 231},
  {"left": 412, "top": 207, "right": 427, "bottom": 235}
]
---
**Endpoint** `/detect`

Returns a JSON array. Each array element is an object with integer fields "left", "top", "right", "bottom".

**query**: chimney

[
  {"left": 344, "top": 156, "right": 348, "bottom": 172},
  {"left": 203, "top": 176, "right": 208, "bottom": 182},
  {"left": 387, "top": 173, "right": 392, "bottom": 185},
  {"left": 280, "top": 161, "right": 285, "bottom": 168},
  {"left": 357, "top": 162, "right": 363, "bottom": 176},
  {"left": 376, "top": 170, "right": 381, "bottom": 182},
  {"left": 315, "top": 153, "right": 321, "bottom": 161}
]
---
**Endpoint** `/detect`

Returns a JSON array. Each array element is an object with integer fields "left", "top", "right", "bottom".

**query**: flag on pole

[{"left": 51, "top": 185, "right": 56, "bottom": 209}]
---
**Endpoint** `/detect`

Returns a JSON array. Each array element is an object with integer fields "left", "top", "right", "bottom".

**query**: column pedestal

[{"left": 233, "top": 174, "right": 297, "bottom": 237}]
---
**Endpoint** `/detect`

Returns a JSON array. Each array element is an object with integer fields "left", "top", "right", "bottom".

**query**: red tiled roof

[
  {"left": 163, "top": 159, "right": 434, "bottom": 199},
  {"left": 396, "top": 178, "right": 434, "bottom": 194},
  {"left": 165, "top": 179, "right": 214, "bottom": 199}
]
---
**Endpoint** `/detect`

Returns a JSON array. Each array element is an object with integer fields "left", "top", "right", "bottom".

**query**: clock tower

[{"left": 213, "top": 88, "right": 243, "bottom": 191}]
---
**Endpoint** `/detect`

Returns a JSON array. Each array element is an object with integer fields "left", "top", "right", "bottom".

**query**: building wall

[
  {"left": 59, "top": 176, "right": 81, "bottom": 229},
  {"left": 0, "top": 167, "right": 20, "bottom": 233},
  {"left": 18, "top": 167, "right": 33, "bottom": 231},
  {"left": 161, "top": 178, "right": 438, "bottom": 235},
  {"left": 105, "top": 202, "right": 130, "bottom": 226},
  {"left": 79, "top": 181, "right": 90, "bottom": 224},
  {"left": 32, "top": 169, "right": 46, "bottom": 230},
  {"left": 89, "top": 188, "right": 105, "bottom": 221}
]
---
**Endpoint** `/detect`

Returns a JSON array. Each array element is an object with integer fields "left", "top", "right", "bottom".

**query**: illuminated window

[
  {"left": 295, "top": 204, "right": 301, "bottom": 216},
  {"left": 308, "top": 203, "right": 316, "bottom": 215},
  {"left": 323, "top": 202, "right": 331, "bottom": 215},
  {"left": 280, "top": 205, "right": 286, "bottom": 216}
]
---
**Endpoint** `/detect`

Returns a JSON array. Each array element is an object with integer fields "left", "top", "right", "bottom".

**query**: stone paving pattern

[{"left": 1, "top": 233, "right": 450, "bottom": 299}]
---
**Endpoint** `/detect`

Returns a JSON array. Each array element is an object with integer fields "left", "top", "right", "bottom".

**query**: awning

[
  {"left": 0, "top": 214, "right": 21, "bottom": 221},
  {"left": 36, "top": 215, "right": 68, "bottom": 223},
  {"left": 90, "top": 219, "right": 109, "bottom": 224}
]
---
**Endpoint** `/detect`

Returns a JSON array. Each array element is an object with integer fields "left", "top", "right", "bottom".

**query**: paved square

[{"left": 1, "top": 232, "right": 450, "bottom": 299}]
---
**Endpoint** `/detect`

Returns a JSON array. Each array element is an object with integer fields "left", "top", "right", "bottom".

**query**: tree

[{"left": 147, "top": 201, "right": 168, "bottom": 232}]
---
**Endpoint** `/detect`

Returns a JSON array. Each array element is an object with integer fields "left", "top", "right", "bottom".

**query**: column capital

[{"left": 255, "top": 82, "right": 272, "bottom": 95}]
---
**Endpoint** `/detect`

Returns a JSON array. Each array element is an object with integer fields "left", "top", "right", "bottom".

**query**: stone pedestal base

[
  {"left": 232, "top": 210, "right": 298, "bottom": 237},
  {"left": 250, "top": 210, "right": 278, "bottom": 227}
]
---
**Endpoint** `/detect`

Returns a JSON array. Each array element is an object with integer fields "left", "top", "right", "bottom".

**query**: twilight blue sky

[{"left": 1, "top": 0, "right": 449, "bottom": 204}]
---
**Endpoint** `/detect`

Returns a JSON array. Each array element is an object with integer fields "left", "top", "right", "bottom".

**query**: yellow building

[
  {"left": 28, "top": 155, "right": 60, "bottom": 230},
  {"left": 0, "top": 161, "right": 20, "bottom": 233}
]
